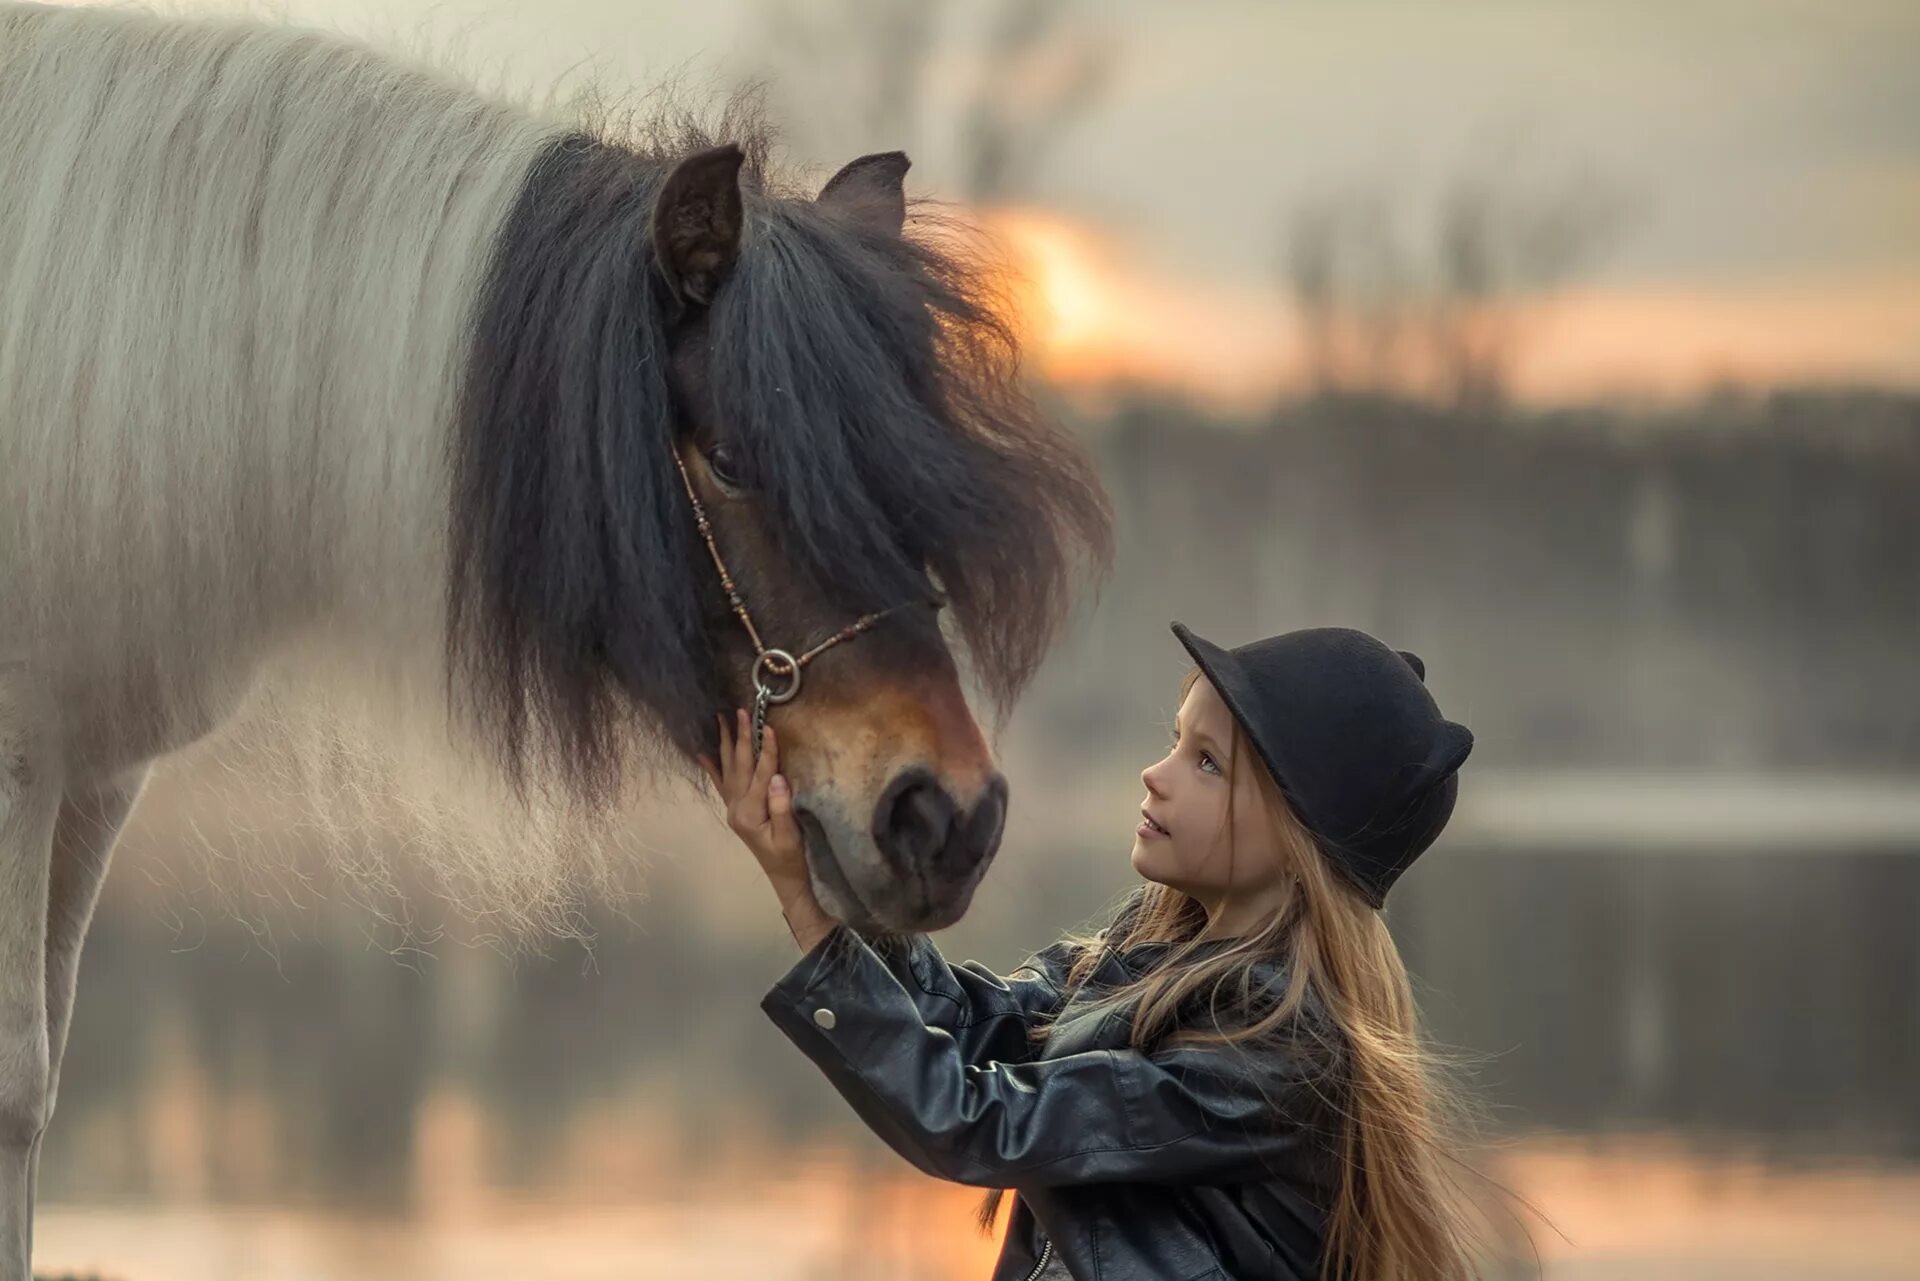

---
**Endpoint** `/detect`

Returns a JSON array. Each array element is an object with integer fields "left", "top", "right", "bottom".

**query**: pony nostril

[
  {"left": 934, "top": 772, "right": 1008, "bottom": 878},
  {"left": 953, "top": 772, "right": 1009, "bottom": 872},
  {"left": 873, "top": 769, "right": 956, "bottom": 870}
]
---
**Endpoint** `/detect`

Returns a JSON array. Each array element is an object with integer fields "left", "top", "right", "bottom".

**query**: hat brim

[
  {"left": 1167, "top": 620, "right": 1385, "bottom": 908},
  {"left": 1168, "top": 620, "right": 1297, "bottom": 807}
]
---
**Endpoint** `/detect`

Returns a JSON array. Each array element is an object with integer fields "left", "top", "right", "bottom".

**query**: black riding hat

[{"left": 1169, "top": 621, "right": 1474, "bottom": 908}]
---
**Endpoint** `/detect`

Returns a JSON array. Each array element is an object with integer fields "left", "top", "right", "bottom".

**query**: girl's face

[{"left": 1132, "top": 676, "right": 1290, "bottom": 914}]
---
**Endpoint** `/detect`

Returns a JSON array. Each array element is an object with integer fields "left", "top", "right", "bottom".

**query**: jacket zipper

[{"left": 1021, "top": 1238, "right": 1054, "bottom": 1281}]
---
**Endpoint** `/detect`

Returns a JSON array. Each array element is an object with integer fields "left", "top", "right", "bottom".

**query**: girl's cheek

[{"left": 1184, "top": 831, "right": 1225, "bottom": 885}]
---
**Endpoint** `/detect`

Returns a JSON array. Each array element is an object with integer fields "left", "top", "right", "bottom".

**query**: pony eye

[{"left": 704, "top": 442, "right": 747, "bottom": 490}]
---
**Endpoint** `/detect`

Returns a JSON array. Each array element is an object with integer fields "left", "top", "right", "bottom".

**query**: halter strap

[{"left": 671, "top": 443, "right": 936, "bottom": 758}]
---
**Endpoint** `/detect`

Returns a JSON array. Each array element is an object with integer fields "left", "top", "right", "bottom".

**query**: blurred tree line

[{"left": 1024, "top": 383, "right": 1920, "bottom": 775}]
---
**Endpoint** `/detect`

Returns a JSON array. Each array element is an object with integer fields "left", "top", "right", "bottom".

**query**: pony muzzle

[{"left": 793, "top": 768, "right": 1008, "bottom": 932}]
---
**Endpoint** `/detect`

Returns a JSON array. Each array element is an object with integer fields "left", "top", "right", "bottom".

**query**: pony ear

[
  {"left": 650, "top": 144, "right": 746, "bottom": 312},
  {"left": 1397, "top": 650, "right": 1426, "bottom": 681},
  {"left": 817, "top": 151, "right": 910, "bottom": 235}
]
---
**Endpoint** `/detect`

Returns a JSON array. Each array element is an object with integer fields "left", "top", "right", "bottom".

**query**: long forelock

[{"left": 448, "top": 119, "right": 751, "bottom": 811}]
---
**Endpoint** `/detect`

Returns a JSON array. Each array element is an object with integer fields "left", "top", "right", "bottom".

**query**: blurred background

[{"left": 35, "top": 0, "right": 1920, "bottom": 1277}]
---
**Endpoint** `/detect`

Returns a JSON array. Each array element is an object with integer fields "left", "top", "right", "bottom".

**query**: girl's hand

[{"left": 698, "top": 709, "right": 837, "bottom": 949}]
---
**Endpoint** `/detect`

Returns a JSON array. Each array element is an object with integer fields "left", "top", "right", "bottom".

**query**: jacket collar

[
  {"left": 1043, "top": 936, "right": 1290, "bottom": 1059},
  {"left": 1111, "top": 933, "right": 1273, "bottom": 979}
]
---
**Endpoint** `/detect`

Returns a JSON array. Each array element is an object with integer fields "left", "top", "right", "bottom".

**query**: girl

[{"left": 703, "top": 620, "right": 1487, "bottom": 1280}]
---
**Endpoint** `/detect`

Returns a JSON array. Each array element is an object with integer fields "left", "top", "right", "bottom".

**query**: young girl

[{"left": 703, "top": 621, "right": 1485, "bottom": 1280}]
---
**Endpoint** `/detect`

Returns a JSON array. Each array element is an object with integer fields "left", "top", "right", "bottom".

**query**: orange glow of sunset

[
  {"left": 979, "top": 207, "right": 1294, "bottom": 413},
  {"left": 1508, "top": 276, "right": 1920, "bottom": 402},
  {"left": 977, "top": 208, "right": 1920, "bottom": 410}
]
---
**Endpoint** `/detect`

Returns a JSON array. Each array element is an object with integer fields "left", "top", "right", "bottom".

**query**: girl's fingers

[
  {"left": 767, "top": 768, "right": 800, "bottom": 853},
  {"left": 749, "top": 720, "right": 779, "bottom": 795},
  {"left": 710, "top": 711, "right": 786, "bottom": 828},
  {"left": 704, "top": 709, "right": 807, "bottom": 883},
  {"left": 735, "top": 719, "right": 778, "bottom": 830}
]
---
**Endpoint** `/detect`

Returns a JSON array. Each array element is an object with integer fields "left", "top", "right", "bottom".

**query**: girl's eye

[{"left": 1169, "top": 734, "right": 1223, "bottom": 777}]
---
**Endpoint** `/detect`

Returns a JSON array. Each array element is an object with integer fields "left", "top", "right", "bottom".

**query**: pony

[{"left": 0, "top": 2, "right": 1112, "bottom": 1271}]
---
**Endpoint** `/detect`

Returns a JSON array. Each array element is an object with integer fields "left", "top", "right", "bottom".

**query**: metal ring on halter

[{"left": 753, "top": 648, "right": 803, "bottom": 704}]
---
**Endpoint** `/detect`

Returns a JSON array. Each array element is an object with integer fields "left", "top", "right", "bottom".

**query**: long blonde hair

[{"left": 977, "top": 666, "right": 1531, "bottom": 1280}]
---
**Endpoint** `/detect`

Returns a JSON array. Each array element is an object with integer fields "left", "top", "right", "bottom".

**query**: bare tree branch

[
  {"left": 749, "top": 0, "right": 1117, "bottom": 202},
  {"left": 1280, "top": 148, "right": 1629, "bottom": 410}
]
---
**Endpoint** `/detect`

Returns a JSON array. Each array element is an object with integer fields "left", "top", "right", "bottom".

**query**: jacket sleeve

[
  {"left": 861, "top": 930, "right": 1077, "bottom": 1068},
  {"left": 761, "top": 924, "right": 1340, "bottom": 1189}
]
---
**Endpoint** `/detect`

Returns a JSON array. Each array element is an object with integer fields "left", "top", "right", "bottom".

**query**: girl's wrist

[
  {"left": 769, "top": 876, "right": 816, "bottom": 919},
  {"left": 780, "top": 897, "right": 838, "bottom": 952}
]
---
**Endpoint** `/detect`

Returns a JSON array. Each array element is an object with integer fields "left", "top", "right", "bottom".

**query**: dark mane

[{"left": 447, "top": 95, "right": 1112, "bottom": 811}]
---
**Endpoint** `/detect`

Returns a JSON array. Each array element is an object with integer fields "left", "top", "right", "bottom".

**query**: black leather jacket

[{"left": 761, "top": 922, "right": 1345, "bottom": 1280}]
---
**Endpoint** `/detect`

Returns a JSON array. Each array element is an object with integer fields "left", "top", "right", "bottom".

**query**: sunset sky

[{"left": 149, "top": 0, "right": 1920, "bottom": 405}]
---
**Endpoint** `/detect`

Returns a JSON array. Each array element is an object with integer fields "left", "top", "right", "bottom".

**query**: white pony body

[{"left": 2, "top": 1, "right": 552, "bottom": 766}]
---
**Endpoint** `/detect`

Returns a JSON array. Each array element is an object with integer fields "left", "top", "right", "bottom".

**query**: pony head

[{"left": 449, "top": 115, "right": 1112, "bottom": 933}]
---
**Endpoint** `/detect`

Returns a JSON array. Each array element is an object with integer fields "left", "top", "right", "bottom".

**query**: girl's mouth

[{"left": 1137, "top": 810, "right": 1169, "bottom": 838}]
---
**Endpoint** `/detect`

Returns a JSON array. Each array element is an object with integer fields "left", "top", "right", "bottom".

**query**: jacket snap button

[{"left": 812, "top": 1007, "right": 837, "bottom": 1029}]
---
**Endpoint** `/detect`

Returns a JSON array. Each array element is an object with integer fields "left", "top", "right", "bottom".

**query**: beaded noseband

[{"left": 672, "top": 443, "right": 938, "bottom": 761}]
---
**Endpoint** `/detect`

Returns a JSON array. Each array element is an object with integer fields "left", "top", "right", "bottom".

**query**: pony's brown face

[
  {"left": 672, "top": 428, "right": 1009, "bottom": 933},
  {"left": 653, "top": 146, "right": 1010, "bottom": 933}
]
